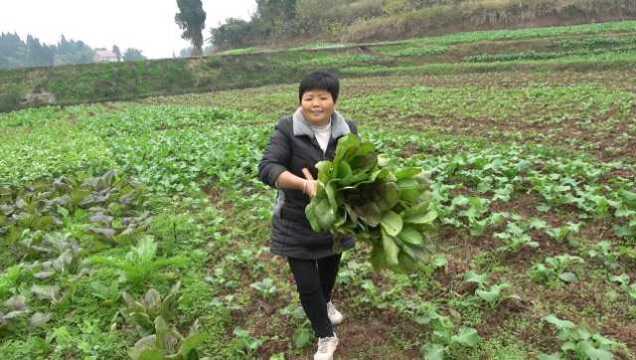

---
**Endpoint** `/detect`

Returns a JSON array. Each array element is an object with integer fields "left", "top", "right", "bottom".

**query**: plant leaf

[
  {"left": 422, "top": 343, "right": 446, "bottom": 360},
  {"left": 380, "top": 211, "right": 403, "bottom": 237},
  {"left": 31, "top": 284, "right": 60, "bottom": 302},
  {"left": 558, "top": 272, "right": 578, "bottom": 283},
  {"left": 543, "top": 314, "right": 575, "bottom": 330},
  {"left": 397, "top": 226, "right": 424, "bottom": 246},
  {"left": 128, "top": 335, "right": 160, "bottom": 360},
  {"left": 5, "top": 295, "right": 27, "bottom": 311},
  {"left": 30, "top": 312, "right": 52, "bottom": 327},
  {"left": 382, "top": 231, "right": 400, "bottom": 266},
  {"left": 463, "top": 271, "right": 488, "bottom": 287},
  {"left": 450, "top": 327, "right": 482, "bottom": 347}
]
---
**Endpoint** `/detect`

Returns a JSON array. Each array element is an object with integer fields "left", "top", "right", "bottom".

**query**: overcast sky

[{"left": 0, "top": 1, "right": 257, "bottom": 59}]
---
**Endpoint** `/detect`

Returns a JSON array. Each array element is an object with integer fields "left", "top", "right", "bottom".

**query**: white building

[{"left": 95, "top": 49, "right": 119, "bottom": 62}]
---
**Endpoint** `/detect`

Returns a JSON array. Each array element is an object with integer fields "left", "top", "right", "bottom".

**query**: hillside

[
  {"left": 213, "top": 0, "right": 636, "bottom": 49},
  {"left": 2, "top": 19, "right": 636, "bottom": 113}
]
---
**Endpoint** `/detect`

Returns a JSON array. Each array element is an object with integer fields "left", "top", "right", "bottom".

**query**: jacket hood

[{"left": 292, "top": 107, "right": 351, "bottom": 139}]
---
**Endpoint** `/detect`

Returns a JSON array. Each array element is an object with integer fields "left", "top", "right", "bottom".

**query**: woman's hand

[{"left": 302, "top": 168, "right": 318, "bottom": 198}]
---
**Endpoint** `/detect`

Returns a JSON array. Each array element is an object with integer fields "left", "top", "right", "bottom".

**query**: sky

[{"left": 0, "top": 0, "right": 257, "bottom": 59}]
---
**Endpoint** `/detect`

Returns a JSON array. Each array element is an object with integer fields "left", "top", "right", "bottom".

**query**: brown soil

[
  {"left": 253, "top": 303, "right": 425, "bottom": 359},
  {"left": 202, "top": 184, "right": 235, "bottom": 213},
  {"left": 603, "top": 321, "right": 636, "bottom": 354}
]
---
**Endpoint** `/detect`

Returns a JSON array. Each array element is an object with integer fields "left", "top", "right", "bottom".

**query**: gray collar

[{"left": 292, "top": 107, "right": 350, "bottom": 139}]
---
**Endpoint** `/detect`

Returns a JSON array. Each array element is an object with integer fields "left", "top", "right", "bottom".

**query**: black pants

[{"left": 288, "top": 253, "right": 342, "bottom": 338}]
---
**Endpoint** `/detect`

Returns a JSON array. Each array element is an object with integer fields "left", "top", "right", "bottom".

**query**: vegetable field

[{"left": 1, "top": 21, "right": 636, "bottom": 359}]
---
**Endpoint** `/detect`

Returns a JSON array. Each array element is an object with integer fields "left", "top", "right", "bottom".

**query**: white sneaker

[
  {"left": 314, "top": 333, "right": 338, "bottom": 360},
  {"left": 327, "top": 301, "right": 344, "bottom": 325}
]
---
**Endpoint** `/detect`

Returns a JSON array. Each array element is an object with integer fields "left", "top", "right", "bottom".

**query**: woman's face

[{"left": 300, "top": 90, "right": 335, "bottom": 126}]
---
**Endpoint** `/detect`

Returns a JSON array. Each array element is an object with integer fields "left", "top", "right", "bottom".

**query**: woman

[{"left": 258, "top": 70, "right": 358, "bottom": 360}]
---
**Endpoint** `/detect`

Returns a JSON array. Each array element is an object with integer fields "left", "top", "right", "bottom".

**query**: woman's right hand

[{"left": 302, "top": 168, "right": 318, "bottom": 198}]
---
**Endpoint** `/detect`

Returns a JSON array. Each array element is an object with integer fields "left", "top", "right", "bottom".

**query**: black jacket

[{"left": 258, "top": 108, "right": 358, "bottom": 259}]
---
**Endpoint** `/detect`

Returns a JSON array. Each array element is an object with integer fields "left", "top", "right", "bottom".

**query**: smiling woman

[{"left": 258, "top": 70, "right": 358, "bottom": 360}]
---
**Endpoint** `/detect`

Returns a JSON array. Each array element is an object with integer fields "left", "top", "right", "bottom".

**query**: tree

[
  {"left": 255, "top": 0, "right": 298, "bottom": 36},
  {"left": 25, "top": 35, "right": 54, "bottom": 67},
  {"left": 179, "top": 47, "right": 193, "bottom": 58},
  {"left": 0, "top": 32, "right": 25, "bottom": 69},
  {"left": 112, "top": 45, "right": 122, "bottom": 61},
  {"left": 54, "top": 36, "right": 95, "bottom": 66},
  {"left": 175, "top": 0, "right": 206, "bottom": 57},
  {"left": 210, "top": 18, "right": 256, "bottom": 50},
  {"left": 122, "top": 48, "right": 146, "bottom": 61}
]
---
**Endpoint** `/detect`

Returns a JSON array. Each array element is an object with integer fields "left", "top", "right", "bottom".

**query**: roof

[{"left": 95, "top": 50, "right": 118, "bottom": 61}]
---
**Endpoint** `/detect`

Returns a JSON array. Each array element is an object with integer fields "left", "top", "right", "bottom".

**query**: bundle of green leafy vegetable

[{"left": 305, "top": 134, "right": 437, "bottom": 271}]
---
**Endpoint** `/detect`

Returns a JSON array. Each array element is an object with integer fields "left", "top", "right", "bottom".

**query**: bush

[
  {"left": 0, "top": 86, "right": 23, "bottom": 113},
  {"left": 343, "top": 0, "right": 636, "bottom": 43}
]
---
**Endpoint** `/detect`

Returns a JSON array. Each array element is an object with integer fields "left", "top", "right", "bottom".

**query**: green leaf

[
  {"left": 578, "top": 341, "right": 614, "bottom": 360},
  {"left": 382, "top": 231, "right": 400, "bottom": 266},
  {"left": 348, "top": 152, "right": 377, "bottom": 172},
  {"left": 451, "top": 327, "right": 481, "bottom": 347},
  {"left": 375, "top": 182, "right": 400, "bottom": 212},
  {"left": 476, "top": 283, "right": 509, "bottom": 305},
  {"left": 315, "top": 161, "right": 334, "bottom": 184},
  {"left": 161, "top": 281, "right": 181, "bottom": 322},
  {"left": 395, "top": 167, "right": 422, "bottom": 180},
  {"left": 558, "top": 272, "right": 578, "bottom": 283},
  {"left": 422, "top": 343, "right": 446, "bottom": 360},
  {"left": 399, "top": 187, "right": 422, "bottom": 204},
  {"left": 31, "top": 284, "right": 60, "bottom": 302},
  {"left": 538, "top": 353, "right": 562, "bottom": 360},
  {"left": 369, "top": 244, "right": 387, "bottom": 271},
  {"left": 463, "top": 271, "right": 488, "bottom": 287},
  {"left": 128, "top": 335, "right": 160, "bottom": 360},
  {"left": 352, "top": 201, "right": 383, "bottom": 226},
  {"left": 293, "top": 326, "right": 313, "bottom": 349},
  {"left": 144, "top": 289, "right": 162, "bottom": 311},
  {"left": 380, "top": 211, "right": 403, "bottom": 237},
  {"left": 628, "top": 284, "right": 636, "bottom": 300},
  {"left": 620, "top": 189, "right": 636, "bottom": 208},
  {"left": 337, "top": 161, "right": 353, "bottom": 179},
  {"left": 333, "top": 134, "right": 360, "bottom": 168},
  {"left": 404, "top": 208, "right": 437, "bottom": 225},
  {"left": 306, "top": 194, "right": 337, "bottom": 232},
  {"left": 348, "top": 143, "right": 377, "bottom": 171},
  {"left": 29, "top": 312, "right": 52, "bottom": 328},
  {"left": 432, "top": 255, "right": 448, "bottom": 269},
  {"left": 543, "top": 314, "right": 575, "bottom": 330},
  {"left": 324, "top": 181, "right": 339, "bottom": 209},
  {"left": 609, "top": 274, "right": 630, "bottom": 287},
  {"left": 177, "top": 333, "right": 204, "bottom": 359},
  {"left": 397, "top": 226, "right": 424, "bottom": 246},
  {"left": 5, "top": 295, "right": 26, "bottom": 311},
  {"left": 154, "top": 316, "right": 173, "bottom": 352}
]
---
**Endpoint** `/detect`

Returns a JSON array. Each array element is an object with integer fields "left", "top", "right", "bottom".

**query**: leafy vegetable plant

[
  {"left": 542, "top": 314, "right": 625, "bottom": 359},
  {"left": 306, "top": 134, "right": 437, "bottom": 271}
]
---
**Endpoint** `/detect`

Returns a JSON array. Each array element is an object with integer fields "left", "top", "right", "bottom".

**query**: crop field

[{"left": 2, "top": 21, "right": 636, "bottom": 359}]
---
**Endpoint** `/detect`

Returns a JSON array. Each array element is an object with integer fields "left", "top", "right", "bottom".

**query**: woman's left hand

[{"left": 302, "top": 168, "right": 318, "bottom": 198}]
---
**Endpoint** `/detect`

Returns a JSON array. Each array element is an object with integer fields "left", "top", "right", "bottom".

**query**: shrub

[{"left": 0, "top": 86, "right": 23, "bottom": 113}]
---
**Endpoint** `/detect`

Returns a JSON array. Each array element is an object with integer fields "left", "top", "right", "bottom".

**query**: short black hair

[{"left": 299, "top": 70, "right": 340, "bottom": 104}]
